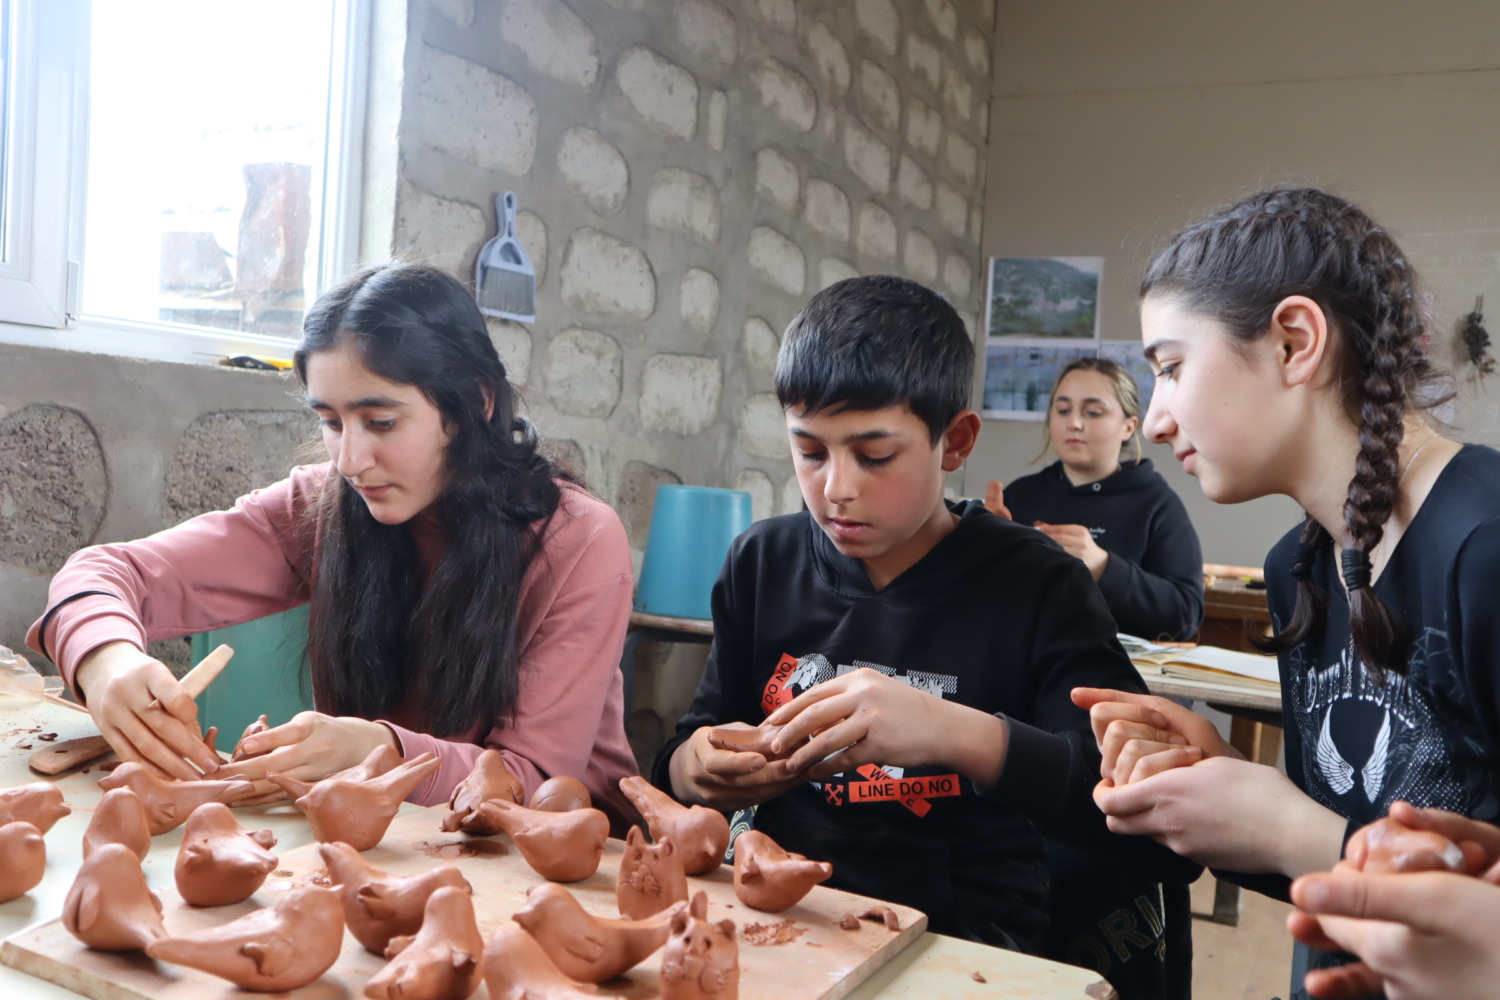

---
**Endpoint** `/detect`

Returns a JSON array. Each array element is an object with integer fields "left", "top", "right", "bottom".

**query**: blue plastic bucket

[{"left": 634, "top": 485, "right": 753, "bottom": 620}]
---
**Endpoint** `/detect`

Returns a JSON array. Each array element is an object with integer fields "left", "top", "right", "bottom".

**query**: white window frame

[{"left": 0, "top": 0, "right": 369, "bottom": 365}]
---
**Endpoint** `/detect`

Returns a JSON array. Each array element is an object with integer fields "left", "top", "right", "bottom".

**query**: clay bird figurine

[
  {"left": 732, "top": 829, "right": 832, "bottom": 912},
  {"left": 514, "top": 881, "right": 683, "bottom": 983},
  {"left": 617, "top": 824, "right": 688, "bottom": 919},
  {"left": 482, "top": 925, "right": 627, "bottom": 1000},
  {"left": 0, "top": 820, "right": 46, "bottom": 903},
  {"left": 660, "top": 890, "right": 738, "bottom": 1000},
  {"left": 0, "top": 780, "right": 71, "bottom": 833},
  {"left": 174, "top": 802, "right": 279, "bottom": 907},
  {"left": 461, "top": 799, "right": 609, "bottom": 882},
  {"left": 440, "top": 748, "right": 523, "bottom": 834},
  {"left": 618, "top": 775, "right": 729, "bottom": 875},
  {"left": 321, "top": 840, "right": 474, "bottom": 954},
  {"left": 528, "top": 775, "right": 592, "bottom": 813},
  {"left": 96, "top": 761, "right": 256, "bottom": 836},
  {"left": 147, "top": 885, "right": 344, "bottom": 992},
  {"left": 62, "top": 841, "right": 166, "bottom": 951},
  {"left": 269, "top": 750, "right": 440, "bottom": 851},
  {"left": 82, "top": 786, "right": 152, "bottom": 861},
  {"left": 365, "top": 885, "right": 483, "bottom": 1000}
]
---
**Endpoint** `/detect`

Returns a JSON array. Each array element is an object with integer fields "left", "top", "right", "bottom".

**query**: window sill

[{"left": 0, "top": 316, "right": 299, "bottom": 368}]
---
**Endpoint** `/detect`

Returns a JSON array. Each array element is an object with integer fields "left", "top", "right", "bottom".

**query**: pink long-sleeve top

[{"left": 27, "top": 463, "right": 639, "bottom": 822}]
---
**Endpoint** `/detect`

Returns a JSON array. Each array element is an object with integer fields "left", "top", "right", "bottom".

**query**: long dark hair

[
  {"left": 1140, "top": 188, "right": 1450, "bottom": 676},
  {"left": 292, "top": 263, "right": 570, "bottom": 733}
]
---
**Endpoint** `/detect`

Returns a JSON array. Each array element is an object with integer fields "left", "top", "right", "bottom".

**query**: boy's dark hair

[{"left": 775, "top": 275, "right": 974, "bottom": 444}]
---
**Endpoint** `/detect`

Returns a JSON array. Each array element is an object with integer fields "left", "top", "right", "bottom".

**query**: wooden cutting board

[{"left": 1, "top": 807, "right": 926, "bottom": 1000}]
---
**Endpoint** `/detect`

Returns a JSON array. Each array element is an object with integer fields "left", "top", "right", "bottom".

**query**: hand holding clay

[
  {"left": 732, "top": 829, "right": 831, "bottom": 912},
  {"left": 668, "top": 725, "right": 813, "bottom": 812},
  {"left": 618, "top": 775, "right": 729, "bottom": 875},
  {"left": 463, "top": 799, "right": 609, "bottom": 882},
  {"left": 366, "top": 885, "right": 483, "bottom": 1000},
  {"left": 661, "top": 890, "right": 739, "bottom": 1000},
  {"left": 73, "top": 640, "right": 220, "bottom": 781},
  {"left": 62, "top": 841, "right": 166, "bottom": 951},
  {"left": 617, "top": 825, "right": 688, "bottom": 919},
  {"left": 147, "top": 885, "right": 344, "bottom": 992},
  {"left": 96, "top": 761, "right": 255, "bottom": 836},
  {"left": 482, "top": 925, "right": 627, "bottom": 1000},
  {"left": 230, "top": 715, "right": 271, "bottom": 762},
  {"left": 270, "top": 748, "right": 440, "bottom": 851},
  {"left": 706, "top": 724, "right": 796, "bottom": 761},
  {"left": 82, "top": 786, "right": 152, "bottom": 860},
  {"left": 441, "top": 749, "right": 523, "bottom": 833},
  {"left": 0, "top": 821, "right": 46, "bottom": 903},
  {"left": 515, "top": 881, "right": 684, "bottom": 983},
  {"left": 529, "top": 775, "right": 592, "bottom": 813},
  {"left": 174, "top": 802, "right": 279, "bottom": 906},
  {"left": 213, "top": 711, "right": 404, "bottom": 804},
  {"left": 0, "top": 781, "right": 71, "bottom": 833},
  {"left": 321, "top": 841, "right": 473, "bottom": 954}
]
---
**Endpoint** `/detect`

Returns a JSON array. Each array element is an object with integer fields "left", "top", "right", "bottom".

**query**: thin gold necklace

[{"left": 1398, "top": 430, "right": 1438, "bottom": 489}]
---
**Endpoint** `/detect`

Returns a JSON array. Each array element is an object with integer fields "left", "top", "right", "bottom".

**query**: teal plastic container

[
  {"left": 634, "top": 485, "right": 752, "bottom": 621},
  {"left": 191, "top": 605, "right": 314, "bottom": 740}
]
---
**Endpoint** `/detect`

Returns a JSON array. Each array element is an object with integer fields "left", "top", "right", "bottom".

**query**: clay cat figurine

[
  {"left": 0, "top": 781, "right": 71, "bottom": 833},
  {"left": 147, "top": 885, "right": 344, "bottom": 992},
  {"left": 365, "top": 886, "right": 483, "bottom": 1000},
  {"left": 62, "top": 842, "right": 166, "bottom": 951},
  {"left": 461, "top": 799, "right": 609, "bottom": 882},
  {"left": 174, "top": 802, "right": 278, "bottom": 906},
  {"left": 618, "top": 775, "right": 729, "bottom": 875},
  {"left": 660, "top": 890, "right": 738, "bottom": 1000},
  {"left": 731, "top": 829, "right": 832, "bottom": 912},
  {"left": 82, "top": 786, "right": 152, "bottom": 861},
  {"left": 321, "top": 841, "right": 474, "bottom": 954},
  {"left": 95, "top": 762, "right": 255, "bottom": 836},
  {"left": 514, "top": 881, "right": 683, "bottom": 983},
  {"left": 0, "top": 821, "right": 46, "bottom": 903},
  {"left": 616, "top": 824, "right": 688, "bottom": 919},
  {"left": 482, "top": 925, "right": 627, "bottom": 1000},
  {"left": 440, "top": 749, "right": 523, "bottom": 834},
  {"left": 269, "top": 749, "right": 440, "bottom": 851}
]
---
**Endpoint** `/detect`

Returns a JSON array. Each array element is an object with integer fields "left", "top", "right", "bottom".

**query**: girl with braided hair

[{"left": 1069, "top": 188, "right": 1500, "bottom": 996}]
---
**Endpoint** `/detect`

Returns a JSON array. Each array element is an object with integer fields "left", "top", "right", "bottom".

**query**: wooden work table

[{"left": 0, "top": 694, "right": 1115, "bottom": 999}]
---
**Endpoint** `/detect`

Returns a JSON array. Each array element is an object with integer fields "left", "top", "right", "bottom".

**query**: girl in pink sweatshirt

[{"left": 28, "top": 264, "right": 638, "bottom": 824}]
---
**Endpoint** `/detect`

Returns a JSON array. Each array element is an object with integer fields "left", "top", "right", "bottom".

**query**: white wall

[{"left": 970, "top": 0, "right": 1500, "bottom": 568}]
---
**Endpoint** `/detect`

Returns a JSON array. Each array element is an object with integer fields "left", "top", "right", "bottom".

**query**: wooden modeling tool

[{"left": 27, "top": 645, "right": 235, "bottom": 776}]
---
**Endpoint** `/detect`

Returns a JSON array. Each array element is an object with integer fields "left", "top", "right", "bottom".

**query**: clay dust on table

[
  {"left": 739, "top": 919, "right": 807, "bottom": 945},
  {"left": 412, "top": 838, "right": 511, "bottom": 860}
]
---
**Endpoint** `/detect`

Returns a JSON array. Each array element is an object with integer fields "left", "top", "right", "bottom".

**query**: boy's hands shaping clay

[
  {"left": 75, "top": 641, "right": 221, "bottom": 781},
  {"left": 669, "top": 723, "right": 811, "bottom": 811}
]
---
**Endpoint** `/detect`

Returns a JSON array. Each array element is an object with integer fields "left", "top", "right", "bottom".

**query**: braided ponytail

[{"left": 1141, "top": 188, "right": 1451, "bottom": 677}]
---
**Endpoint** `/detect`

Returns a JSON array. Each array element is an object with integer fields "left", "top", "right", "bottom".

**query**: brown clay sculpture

[
  {"left": 440, "top": 748, "right": 523, "bottom": 834},
  {"left": 147, "top": 885, "right": 344, "bottom": 992},
  {"left": 706, "top": 725, "right": 793, "bottom": 761},
  {"left": 515, "top": 881, "right": 682, "bottom": 983},
  {"left": 174, "top": 802, "right": 279, "bottom": 906},
  {"left": 96, "top": 761, "right": 256, "bottom": 836},
  {"left": 462, "top": 799, "right": 609, "bottom": 882},
  {"left": 618, "top": 776, "right": 729, "bottom": 875},
  {"left": 731, "top": 830, "right": 832, "bottom": 912},
  {"left": 0, "top": 821, "right": 46, "bottom": 903},
  {"left": 321, "top": 840, "right": 474, "bottom": 954},
  {"left": 617, "top": 825, "right": 689, "bottom": 919},
  {"left": 365, "top": 885, "right": 483, "bottom": 1000},
  {"left": 0, "top": 780, "right": 71, "bottom": 833},
  {"left": 528, "top": 775, "right": 592, "bottom": 813},
  {"left": 660, "top": 890, "right": 738, "bottom": 1000},
  {"left": 482, "top": 925, "right": 627, "bottom": 1000},
  {"left": 82, "top": 786, "right": 152, "bottom": 861},
  {"left": 230, "top": 714, "right": 272, "bottom": 761},
  {"left": 62, "top": 841, "right": 166, "bottom": 951},
  {"left": 269, "top": 750, "right": 440, "bottom": 851}
]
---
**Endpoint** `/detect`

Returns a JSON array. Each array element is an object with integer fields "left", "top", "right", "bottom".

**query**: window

[{"left": 0, "top": 0, "right": 367, "bottom": 358}]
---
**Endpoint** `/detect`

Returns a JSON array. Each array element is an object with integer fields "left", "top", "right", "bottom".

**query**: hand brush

[{"left": 475, "top": 191, "right": 536, "bottom": 323}]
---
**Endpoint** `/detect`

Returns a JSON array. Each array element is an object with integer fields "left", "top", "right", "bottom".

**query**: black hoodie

[
  {"left": 652, "top": 500, "right": 1201, "bottom": 950},
  {"left": 1004, "top": 458, "right": 1204, "bottom": 641}
]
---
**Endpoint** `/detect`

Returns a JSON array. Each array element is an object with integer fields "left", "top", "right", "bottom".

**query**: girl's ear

[
  {"left": 479, "top": 378, "right": 496, "bottom": 421},
  {"left": 941, "top": 409, "right": 982, "bottom": 472},
  {"left": 1120, "top": 415, "right": 1140, "bottom": 442},
  {"left": 1269, "top": 295, "right": 1331, "bottom": 388}
]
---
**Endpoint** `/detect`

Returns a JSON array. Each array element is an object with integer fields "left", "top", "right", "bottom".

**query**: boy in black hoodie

[{"left": 652, "top": 276, "right": 1198, "bottom": 992}]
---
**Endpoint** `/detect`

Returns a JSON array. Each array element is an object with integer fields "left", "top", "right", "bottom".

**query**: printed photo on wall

[
  {"left": 981, "top": 256, "right": 1104, "bottom": 419},
  {"left": 1097, "top": 340, "right": 1156, "bottom": 414}
]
